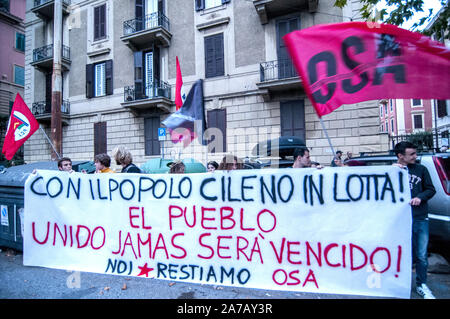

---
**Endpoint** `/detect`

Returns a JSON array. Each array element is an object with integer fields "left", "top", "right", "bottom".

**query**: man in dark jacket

[{"left": 394, "top": 141, "right": 436, "bottom": 299}]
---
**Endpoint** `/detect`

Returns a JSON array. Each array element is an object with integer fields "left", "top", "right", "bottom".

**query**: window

[
  {"left": 144, "top": 117, "right": 161, "bottom": 156},
  {"left": 205, "top": 33, "right": 224, "bottom": 78},
  {"left": 412, "top": 99, "right": 422, "bottom": 107},
  {"left": 14, "top": 65, "right": 24, "bottom": 86},
  {"left": 207, "top": 109, "right": 226, "bottom": 153},
  {"left": 281, "top": 100, "right": 306, "bottom": 140},
  {"left": 390, "top": 100, "right": 393, "bottom": 112},
  {"left": 437, "top": 100, "right": 448, "bottom": 118},
  {"left": 15, "top": 33, "right": 25, "bottom": 52},
  {"left": 86, "top": 60, "right": 113, "bottom": 98},
  {"left": 133, "top": 49, "right": 160, "bottom": 100},
  {"left": 94, "top": 4, "right": 106, "bottom": 41},
  {"left": 195, "top": 0, "right": 230, "bottom": 11},
  {"left": 391, "top": 119, "right": 394, "bottom": 133},
  {"left": 384, "top": 104, "right": 387, "bottom": 115},
  {"left": 94, "top": 122, "right": 107, "bottom": 155},
  {"left": 145, "top": 52, "right": 153, "bottom": 97},
  {"left": 413, "top": 114, "right": 423, "bottom": 129},
  {"left": 95, "top": 62, "right": 106, "bottom": 97},
  {"left": 380, "top": 105, "right": 383, "bottom": 117},
  {"left": 0, "top": 0, "right": 9, "bottom": 12}
]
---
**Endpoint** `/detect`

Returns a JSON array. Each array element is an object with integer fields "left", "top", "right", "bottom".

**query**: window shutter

[
  {"left": 86, "top": 63, "right": 94, "bottom": 98},
  {"left": 280, "top": 100, "right": 305, "bottom": 140},
  {"left": 153, "top": 47, "right": 160, "bottom": 81},
  {"left": 144, "top": 117, "right": 160, "bottom": 156},
  {"left": 134, "top": 51, "right": 144, "bottom": 99},
  {"left": 94, "top": 6, "right": 99, "bottom": 40},
  {"left": 205, "top": 36, "right": 214, "bottom": 78},
  {"left": 207, "top": 109, "right": 226, "bottom": 153},
  {"left": 45, "top": 73, "right": 52, "bottom": 112},
  {"left": 205, "top": 33, "right": 224, "bottom": 78},
  {"left": 94, "top": 5, "right": 106, "bottom": 41},
  {"left": 135, "top": 0, "right": 144, "bottom": 30},
  {"left": 195, "top": 0, "right": 205, "bottom": 11},
  {"left": 99, "top": 4, "right": 106, "bottom": 39},
  {"left": 215, "top": 34, "right": 224, "bottom": 76},
  {"left": 105, "top": 59, "right": 113, "bottom": 95},
  {"left": 217, "top": 109, "right": 226, "bottom": 152},
  {"left": 94, "top": 122, "right": 107, "bottom": 155}
]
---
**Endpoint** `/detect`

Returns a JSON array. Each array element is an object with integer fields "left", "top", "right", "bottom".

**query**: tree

[{"left": 334, "top": 0, "right": 449, "bottom": 39}]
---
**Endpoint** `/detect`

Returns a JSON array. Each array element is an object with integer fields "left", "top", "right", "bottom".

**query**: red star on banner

[{"left": 137, "top": 263, "right": 154, "bottom": 277}]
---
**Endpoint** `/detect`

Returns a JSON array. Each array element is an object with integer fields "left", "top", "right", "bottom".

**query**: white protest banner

[{"left": 23, "top": 166, "right": 412, "bottom": 298}]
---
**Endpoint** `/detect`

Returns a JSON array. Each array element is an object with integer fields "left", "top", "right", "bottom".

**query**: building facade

[
  {"left": 0, "top": 0, "right": 26, "bottom": 162},
  {"left": 23, "top": 0, "right": 389, "bottom": 169},
  {"left": 388, "top": 99, "right": 434, "bottom": 135}
]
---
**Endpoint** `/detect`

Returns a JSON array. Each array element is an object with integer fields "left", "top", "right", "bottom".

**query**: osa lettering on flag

[
  {"left": 284, "top": 22, "right": 450, "bottom": 117},
  {"left": 2, "top": 93, "right": 39, "bottom": 160}
]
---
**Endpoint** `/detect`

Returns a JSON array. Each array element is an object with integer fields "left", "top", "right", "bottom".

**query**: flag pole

[
  {"left": 318, "top": 117, "right": 336, "bottom": 156},
  {"left": 39, "top": 126, "right": 61, "bottom": 159}
]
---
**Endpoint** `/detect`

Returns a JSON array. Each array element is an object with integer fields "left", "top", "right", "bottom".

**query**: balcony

[
  {"left": 31, "top": 44, "right": 71, "bottom": 72},
  {"left": 121, "top": 12, "right": 172, "bottom": 50},
  {"left": 31, "top": 0, "right": 71, "bottom": 20},
  {"left": 121, "top": 80, "right": 172, "bottom": 115},
  {"left": 253, "top": 0, "right": 318, "bottom": 24},
  {"left": 256, "top": 59, "right": 303, "bottom": 101},
  {"left": 32, "top": 100, "right": 70, "bottom": 125}
]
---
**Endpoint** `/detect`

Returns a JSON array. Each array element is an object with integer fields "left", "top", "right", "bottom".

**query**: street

[{"left": 1, "top": 247, "right": 449, "bottom": 300}]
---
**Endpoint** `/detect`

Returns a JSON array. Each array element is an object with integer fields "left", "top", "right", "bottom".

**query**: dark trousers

[{"left": 412, "top": 218, "right": 429, "bottom": 286}]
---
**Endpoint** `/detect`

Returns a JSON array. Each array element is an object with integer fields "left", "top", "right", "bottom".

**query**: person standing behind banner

[
  {"left": 58, "top": 157, "right": 74, "bottom": 173},
  {"left": 331, "top": 150, "right": 344, "bottom": 167},
  {"left": 94, "top": 153, "right": 115, "bottom": 173},
  {"left": 112, "top": 146, "right": 142, "bottom": 173},
  {"left": 292, "top": 147, "right": 312, "bottom": 168},
  {"left": 207, "top": 161, "right": 218, "bottom": 172},
  {"left": 218, "top": 155, "right": 243, "bottom": 170},
  {"left": 393, "top": 141, "right": 436, "bottom": 299},
  {"left": 169, "top": 161, "right": 185, "bottom": 174}
]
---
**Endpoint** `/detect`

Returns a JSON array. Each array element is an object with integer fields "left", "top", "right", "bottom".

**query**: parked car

[
  {"left": 0, "top": 160, "right": 95, "bottom": 251},
  {"left": 350, "top": 152, "right": 450, "bottom": 243},
  {"left": 245, "top": 136, "right": 306, "bottom": 169}
]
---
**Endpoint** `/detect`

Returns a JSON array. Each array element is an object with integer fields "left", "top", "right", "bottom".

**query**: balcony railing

[
  {"left": 32, "top": 100, "right": 70, "bottom": 116},
  {"left": 33, "top": 44, "right": 71, "bottom": 63},
  {"left": 123, "top": 11, "right": 170, "bottom": 36},
  {"left": 124, "top": 80, "right": 171, "bottom": 102},
  {"left": 259, "top": 59, "right": 298, "bottom": 82},
  {"left": 34, "top": 0, "right": 71, "bottom": 7}
]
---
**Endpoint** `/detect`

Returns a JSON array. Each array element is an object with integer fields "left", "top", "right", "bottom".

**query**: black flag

[{"left": 162, "top": 79, "right": 207, "bottom": 147}]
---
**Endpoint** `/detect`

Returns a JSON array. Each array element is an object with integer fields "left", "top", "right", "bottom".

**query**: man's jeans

[{"left": 412, "top": 218, "right": 429, "bottom": 286}]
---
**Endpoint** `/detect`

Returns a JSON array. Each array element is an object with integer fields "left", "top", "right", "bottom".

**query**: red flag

[
  {"left": 284, "top": 22, "right": 450, "bottom": 117},
  {"left": 175, "top": 56, "right": 185, "bottom": 110},
  {"left": 2, "top": 93, "right": 39, "bottom": 160}
]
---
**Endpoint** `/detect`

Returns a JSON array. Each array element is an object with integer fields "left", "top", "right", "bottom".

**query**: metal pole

[
  {"left": 433, "top": 99, "right": 439, "bottom": 152},
  {"left": 51, "top": 0, "right": 63, "bottom": 160},
  {"left": 40, "top": 126, "right": 61, "bottom": 159},
  {"left": 319, "top": 117, "right": 336, "bottom": 157}
]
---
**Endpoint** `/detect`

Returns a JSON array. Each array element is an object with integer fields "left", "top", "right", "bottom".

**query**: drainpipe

[{"left": 51, "top": 0, "right": 63, "bottom": 159}]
